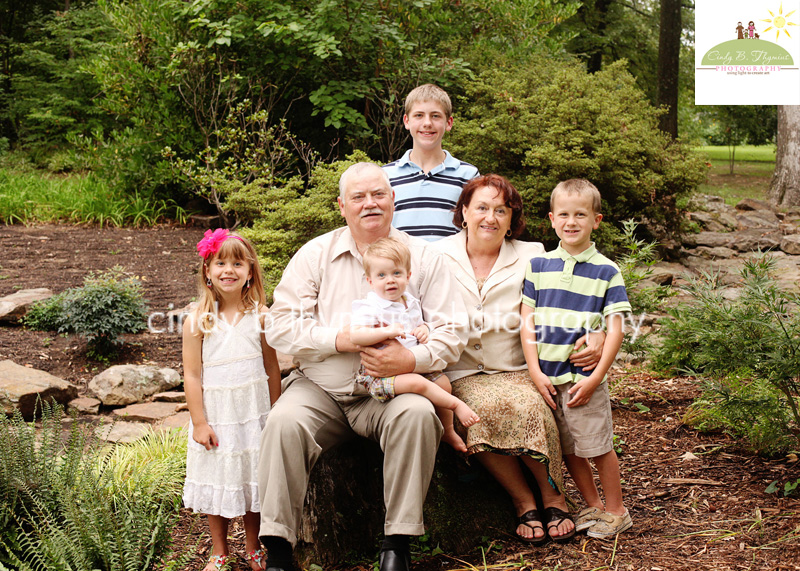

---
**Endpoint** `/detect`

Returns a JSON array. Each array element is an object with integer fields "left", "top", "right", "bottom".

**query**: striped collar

[{"left": 555, "top": 242, "right": 598, "bottom": 263}]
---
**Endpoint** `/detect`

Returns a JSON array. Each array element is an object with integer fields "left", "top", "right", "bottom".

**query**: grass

[
  {"left": 696, "top": 159, "right": 774, "bottom": 206},
  {"left": 694, "top": 144, "right": 776, "bottom": 162},
  {"left": 0, "top": 168, "right": 186, "bottom": 226}
]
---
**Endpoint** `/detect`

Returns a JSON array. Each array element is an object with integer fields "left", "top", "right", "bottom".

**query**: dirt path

[{"left": 1, "top": 224, "right": 798, "bottom": 570}]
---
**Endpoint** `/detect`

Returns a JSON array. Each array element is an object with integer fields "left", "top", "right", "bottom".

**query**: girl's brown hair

[{"left": 193, "top": 232, "right": 266, "bottom": 334}]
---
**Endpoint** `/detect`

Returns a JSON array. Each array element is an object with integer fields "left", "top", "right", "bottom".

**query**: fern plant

[{"left": 0, "top": 401, "right": 194, "bottom": 570}]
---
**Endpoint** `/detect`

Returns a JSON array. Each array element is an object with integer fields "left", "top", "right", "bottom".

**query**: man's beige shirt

[
  {"left": 265, "top": 226, "right": 469, "bottom": 394},
  {"left": 433, "top": 230, "right": 545, "bottom": 381}
]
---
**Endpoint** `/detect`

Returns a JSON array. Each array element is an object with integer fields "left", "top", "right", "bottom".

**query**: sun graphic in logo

[{"left": 762, "top": 2, "right": 797, "bottom": 40}]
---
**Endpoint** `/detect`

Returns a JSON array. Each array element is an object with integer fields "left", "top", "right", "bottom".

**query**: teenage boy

[
  {"left": 383, "top": 84, "right": 478, "bottom": 242},
  {"left": 519, "top": 179, "right": 633, "bottom": 539}
]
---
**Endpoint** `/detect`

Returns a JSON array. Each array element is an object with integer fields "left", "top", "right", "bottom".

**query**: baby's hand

[
  {"left": 387, "top": 322, "right": 406, "bottom": 338},
  {"left": 412, "top": 324, "right": 430, "bottom": 344}
]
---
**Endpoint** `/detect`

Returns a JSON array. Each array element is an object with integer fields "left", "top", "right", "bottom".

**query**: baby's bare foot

[
  {"left": 454, "top": 401, "right": 480, "bottom": 427},
  {"left": 442, "top": 427, "right": 468, "bottom": 453}
]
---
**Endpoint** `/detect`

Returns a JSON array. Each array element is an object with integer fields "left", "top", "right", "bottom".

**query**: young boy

[
  {"left": 519, "top": 179, "right": 633, "bottom": 539},
  {"left": 350, "top": 237, "right": 480, "bottom": 452},
  {"left": 383, "top": 84, "right": 478, "bottom": 242}
]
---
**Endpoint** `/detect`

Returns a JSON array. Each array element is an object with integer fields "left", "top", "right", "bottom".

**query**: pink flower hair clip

[{"left": 197, "top": 228, "right": 243, "bottom": 259}]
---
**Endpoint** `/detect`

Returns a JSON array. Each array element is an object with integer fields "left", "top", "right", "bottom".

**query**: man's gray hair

[{"left": 339, "top": 162, "right": 390, "bottom": 200}]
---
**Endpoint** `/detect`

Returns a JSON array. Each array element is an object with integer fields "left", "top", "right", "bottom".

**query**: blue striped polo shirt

[
  {"left": 383, "top": 149, "right": 479, "bottom": 241},
  {"left": 521, "top": 243, "right": 631, "bottom": 385}
]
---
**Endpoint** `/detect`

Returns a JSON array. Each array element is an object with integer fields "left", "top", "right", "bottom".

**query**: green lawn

[{"left": 693, "top": 144, "right": 776, "bottom": 162}]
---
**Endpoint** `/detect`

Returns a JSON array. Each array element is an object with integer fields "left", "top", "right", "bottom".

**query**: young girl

[{"left": 183, "top": 229, "right": 281, "bottom": 571}]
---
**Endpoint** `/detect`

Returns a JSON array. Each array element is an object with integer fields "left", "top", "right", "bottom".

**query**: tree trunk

[
  {"left": 768, "top": 105, "right": 800, "bottom": 207},
  {"left": 657, "top": 0, "right": 681, "bottom": 139},
  {"left": 294, "top": 439, "right": 522, "bottom": 567},
  {"left": 586, "top": 0, "right": 612, "bottom": 73}
]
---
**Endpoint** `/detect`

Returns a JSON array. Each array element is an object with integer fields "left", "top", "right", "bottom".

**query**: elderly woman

[{"left": 433, "top": 174, "right": 602, "bottom": 545}]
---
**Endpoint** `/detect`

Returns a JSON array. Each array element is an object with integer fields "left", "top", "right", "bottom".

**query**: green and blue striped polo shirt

[{"left": 522, "top": 243, "right": 631, "bottom": 385}]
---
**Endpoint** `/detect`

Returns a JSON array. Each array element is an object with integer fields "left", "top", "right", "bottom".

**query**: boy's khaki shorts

[{"left": 552, "top": 380, "right": 613, "bottom": 458}]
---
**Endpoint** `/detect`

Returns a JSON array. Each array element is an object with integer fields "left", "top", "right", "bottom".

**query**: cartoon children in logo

[{"left": 735, "top": 20, "right": 759, "bottom": 39}]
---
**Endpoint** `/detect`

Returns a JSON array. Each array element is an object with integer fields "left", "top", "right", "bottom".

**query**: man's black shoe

[{"left": 379, "top": 548, "right": 411, "bottom": 571}]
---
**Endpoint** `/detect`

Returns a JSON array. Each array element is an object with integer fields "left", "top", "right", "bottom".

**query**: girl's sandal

[
  {"left": 204, "top": 554, "right": 232, "bottom": 571},
  {"left": 246, "top": 547, "right": 267, "bottom": 570}
]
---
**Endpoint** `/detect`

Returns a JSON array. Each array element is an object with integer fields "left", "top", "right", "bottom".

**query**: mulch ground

[{"left": 1, "top": 223, "right": 799, "bottom": 571}]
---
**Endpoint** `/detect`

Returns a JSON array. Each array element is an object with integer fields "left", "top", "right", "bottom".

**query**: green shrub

[
  {"left": 653, "top": 255, "right": 800, "bottom": 454},
  {"left": 617, "top": 220, "right": 671, "bottom": 360},
  {"left": 448, "top": 58, "right": 707, "bottom": 248},
  {"left": 25, "top": 267, "right": 148, "bottom": 359},
  {"left": 0, "top": 402, "right": 192, "bottom": 570},
  {"left": 240, "top": 151, "right": 370, "bottom": 301}
]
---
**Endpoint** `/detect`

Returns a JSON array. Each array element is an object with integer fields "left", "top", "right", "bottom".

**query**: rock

[
  {"left": 684, "top": 231, "right": 733, "bottom": 248},
  {"left": 112, "top": 401, "right": 179, "bottom": 422},
  {"left": 0, "top": 288, "right": 54, "bottom": 324},
  {"left": 648, "top": 269, "right": 675, "bottom": 286},
  {"left": 96, "top": 421, "right": 151, "bottom": 443},
  {"left": 159, "top": 411, "right": 191, "bottom": 430},
  {"left": 730, "top": 230, "right": 782, "bottom": 252},
  {"left": 69, "top": 396, "right": 101, "bottom": 414},
  {"left": 277, "top": 352, "right": 297, "bottom": 375},
  {"left": 695, "top": 246, "right": 737, "bottom": 259},
  {"left": 689, "top": 212, "right": 727, "bottom": 232},
  {"left": 721, "top": 288, "right": 742, "bottom": 301},
  {"left": 781, "top": 235, "right": 800, "bottom": 255},
  {"left": 154, "top": 391, "right": 185, "bottom": 402},
  {"left": 0, "top": 360, "right": 78, "bottom": 419},
  {"left": 736, "top": 211, "right": 780, "bottom": 230},
  {"left": 735, "top": 198, "right": 773, "bottom": 211},
  {"left": 716, "top": 212, "right": 739, "bottom": 230},
  {"left": 89, "top": 364, "right": 181, "bottom": 406}
]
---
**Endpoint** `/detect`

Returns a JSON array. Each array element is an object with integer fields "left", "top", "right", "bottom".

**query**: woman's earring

[
  {"left": 462, "top": 220, "right": 468, "bottom": 229},
  {"left": 245, "top": 279, "right": 251, "bottom": 289},
  {"left": 506, "top": 229, "right": 512, "bottom": 237},
  {"left": 206, "top": 277, "right": 212, "bottom": 287}
]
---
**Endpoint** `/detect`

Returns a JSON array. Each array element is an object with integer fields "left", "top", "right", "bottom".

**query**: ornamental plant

[
  {"left": 448, "top": 58, "right": 707, "bottom": 248},
  {"left": 653, "top": 255, "right": 800, "bottom": 454},
  {"left": 24, "top": 266, "right": 147, "bottom": 359}
]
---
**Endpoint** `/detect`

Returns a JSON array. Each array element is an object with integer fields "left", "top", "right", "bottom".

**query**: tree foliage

[{"left": 448, "top": 58, "right": 707, "bottom": 247}]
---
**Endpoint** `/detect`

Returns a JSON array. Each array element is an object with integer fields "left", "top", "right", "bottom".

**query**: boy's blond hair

[
  {"left": 550, "top": 178, "right": 602, "bottom": 214},
  {"left": 362, "top": 237, "right": 411, "bottom": 276},
  {"left": 404, "top": 84, "right": 452, "bottom": 118}
]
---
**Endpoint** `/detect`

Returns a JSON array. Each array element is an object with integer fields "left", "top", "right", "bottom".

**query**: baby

[{"left": 350, "top": 237, "right": 479, "bottom": 452}]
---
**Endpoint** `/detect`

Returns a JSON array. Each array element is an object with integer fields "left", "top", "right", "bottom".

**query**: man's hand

[
  {"left": 335, "top": 325, "right": 362, "bottom": 353},
  {"left": 569, "top": 330, "right": 605, "bottom": 370},
  {"left": 360, "top": 338, "right": 416, "bottom": 377}
]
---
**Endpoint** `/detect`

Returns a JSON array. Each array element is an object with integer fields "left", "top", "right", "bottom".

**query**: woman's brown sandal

[
  {"left": 544, "top": 506, "right": 576, "bottom": 544},
  {"left": 516, "top": 509, "right": 548, "bottom": 546}
]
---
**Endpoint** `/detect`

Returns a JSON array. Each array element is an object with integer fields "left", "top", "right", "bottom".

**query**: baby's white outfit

[
  {"left": 183, "top": 310, "right": 270, "bottom": 518},
  {"left": 350, "top": 291, "right": 423, "bottom": 350}
]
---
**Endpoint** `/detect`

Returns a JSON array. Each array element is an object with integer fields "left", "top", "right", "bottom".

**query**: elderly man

[{"left": 258, "top": 162, "right": 468, "bottom": 571}]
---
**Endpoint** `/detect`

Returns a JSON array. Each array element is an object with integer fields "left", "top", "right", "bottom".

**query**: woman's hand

[
  {"left": 569, "top": 330, "right": 605, "bottom": 371},
  {"left": 192, "top": 422, "right": 219, "bottom": 451}
]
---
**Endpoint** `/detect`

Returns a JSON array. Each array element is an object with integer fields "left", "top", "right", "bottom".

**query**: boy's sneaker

[
  {"left": 575, "top": 506, "right": 603, "bottom": 532},
  {"left": 586, "top": 509, "right": 633, "bottom": 539}
]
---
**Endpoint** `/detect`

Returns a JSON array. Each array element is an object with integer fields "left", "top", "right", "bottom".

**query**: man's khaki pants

[{"left": 257, "top": 373, "right": 442, "bottom": 546}]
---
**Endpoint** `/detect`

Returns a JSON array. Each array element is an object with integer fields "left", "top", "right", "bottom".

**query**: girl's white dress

[{"left": 183, "top": 310, "right": 271, "bottom": 518}]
